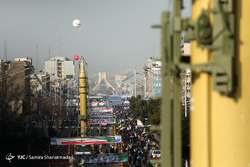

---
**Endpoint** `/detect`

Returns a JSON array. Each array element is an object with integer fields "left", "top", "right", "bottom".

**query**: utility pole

[{"left": 134, "top": 69, "right": 136, "bottom": 97}]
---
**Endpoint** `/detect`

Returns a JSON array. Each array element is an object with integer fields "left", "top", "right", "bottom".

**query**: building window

[{"left": 66, "top": 75, "right": 73, "bottom": 79}]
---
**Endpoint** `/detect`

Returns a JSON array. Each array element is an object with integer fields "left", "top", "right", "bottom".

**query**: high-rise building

[
  {"left": 147, "top": 57, "right": 162, "bottom": 98},
  {"left": 0, "top": 58, "right": 33, "bottom": 118},
  {"left": 44, "top": 56, "right": 75, "bottom": 81}
]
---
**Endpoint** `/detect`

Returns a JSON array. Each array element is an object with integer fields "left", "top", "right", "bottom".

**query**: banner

[
  {"left": 92, "top": 101, "right": 98, "bottom": 106},
  {"left": 137, "top": 119, "right": 144, "bottom": 127},
  {"left": 88, "top": 106, "right": 113, "bottom": 112},
  {"left": 87, "top": 119, "right": 116, "bottom": 124},
  {"left": 51, "top": 136, "right": 121, "bottom": 145},
  {"left": 89, "top": 112, "right": 113, "bottom": 117},
  {"left": 36, "top": 153, "right": 128, "bottom": 164}
]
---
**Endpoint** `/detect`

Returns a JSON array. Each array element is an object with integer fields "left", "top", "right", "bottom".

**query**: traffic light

[{"left": 182, "top": 103, "right": 185, "bottom": 111}]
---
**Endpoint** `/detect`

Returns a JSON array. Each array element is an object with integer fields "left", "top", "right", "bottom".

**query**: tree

[
  {"left": 0, "top": 65, "right": 65, "bottom": 157},
  {"left": 147, "top": 97, "right": 161, "bottom": 125},
  {"left": 128, "top": 94, "right": 190, "bottom": 159},
  {"left": 129, "top": 96, "right": 161, "bottom": 125}
]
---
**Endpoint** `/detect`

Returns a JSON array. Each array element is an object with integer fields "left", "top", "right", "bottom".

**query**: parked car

[{"left": 151, "top": 150, "right": 161, "bottom": 159}]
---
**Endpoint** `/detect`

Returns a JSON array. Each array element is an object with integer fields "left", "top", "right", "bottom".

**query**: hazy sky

[{"left": 0, "top": 0, "right": 191, "bottom": 74}]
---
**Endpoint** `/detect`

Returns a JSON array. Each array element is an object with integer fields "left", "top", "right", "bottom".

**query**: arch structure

[{"left": 92, "top": 72, "right": 115, "bottom": 92}]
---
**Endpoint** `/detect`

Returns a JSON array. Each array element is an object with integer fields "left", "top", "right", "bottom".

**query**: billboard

[
  {"left": 51, "top": 136, "right": 121, "bottom": 145},
  {"left": 87, "top": 119, "right": 116, "bottom": 124}
]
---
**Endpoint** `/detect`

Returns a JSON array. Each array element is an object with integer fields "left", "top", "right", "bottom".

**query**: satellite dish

[{"left": 73, "top": 19, "right": 81, "bottom": 28}]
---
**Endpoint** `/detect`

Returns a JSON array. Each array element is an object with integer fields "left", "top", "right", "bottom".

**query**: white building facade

[{"left": 44, "top": 57, "right": 75, "bottom": 81}]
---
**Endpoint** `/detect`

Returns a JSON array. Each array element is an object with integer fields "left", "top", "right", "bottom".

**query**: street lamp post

[
  {"left": 48, "top": 73, "right": 55, "bottom": 97},
  {"left": 13, "top": 70, "right": 42, "bottom": 121},
  {"left": 134, "top": 69, "right": 137, "bottom": 97},
  {"left": 57, "top": 79, "right": 69, "bottom": 116},
  {"left": 0, "top": 67, "right": 30, "bottom": 81}
]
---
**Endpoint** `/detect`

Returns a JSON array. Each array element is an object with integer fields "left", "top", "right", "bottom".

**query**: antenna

[
  {"left": 153, "top": 46, "right": 155, "bottom": 58},
  {"left": 48, "top": 45, "right": 51, "bottom": 60},
  {"left": 4, "top": 39, "right": 7, "bottom": 61},
  {"left": 37, "top": 45, "right": 38, "bottom": 71},
  {"left": 56, "top": 27, "right": 58, "bottom": 57},
  {"left": 60, "top": 36, "right": 61, "bottom": 57}
]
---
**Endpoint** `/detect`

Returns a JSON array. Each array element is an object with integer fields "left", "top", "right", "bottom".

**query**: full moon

[{"left": 73, "top": 19, "right": 81, "bottom": 28}]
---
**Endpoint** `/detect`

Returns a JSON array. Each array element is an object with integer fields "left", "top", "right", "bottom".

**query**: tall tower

[{"left": 92, "top": 72, "right": 115, "bottom": 93}]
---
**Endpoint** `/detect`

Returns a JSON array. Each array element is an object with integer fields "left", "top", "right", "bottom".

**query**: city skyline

[{"left": 0, "top": 0, "right": 191, "bottom": 74}]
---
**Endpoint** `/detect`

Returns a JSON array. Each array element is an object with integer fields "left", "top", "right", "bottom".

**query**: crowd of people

[
  {"left": 73, "top": 153, "right": 121, "bottom": 163},
  {"left": 115, "top": 109, "right": 160, "bottom": 167}
]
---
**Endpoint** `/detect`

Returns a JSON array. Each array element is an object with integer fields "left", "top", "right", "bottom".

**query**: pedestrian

[
  {"left": 142, "top": 157, "right": 147, "bottom": 167},
  {"left": 128, "top": 152, "right": 132, "bottom": 165},
  {"left": 133, "top": 150, "right": 138, "bottom": 166},
  {"left": 135, "top": 156, "right": 141, "bottom": 167}
]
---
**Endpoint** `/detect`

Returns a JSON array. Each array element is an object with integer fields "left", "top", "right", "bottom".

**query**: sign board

[{"left": 152, "top": 60, "right": 162, "bottom": 68}]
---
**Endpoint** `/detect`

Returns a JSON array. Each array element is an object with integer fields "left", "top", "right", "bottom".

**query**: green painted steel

[
  {"left": 150, "top": 0, "right": 235, "bottom": 166},
  {"left": 180, "top": 0, "right": 235, "bottom": 96},
  {"left": 151, "top": 11, "right": 174, "bottom": 167},
  {"left": 28, "top": 63, "right": 50, "bottom": 95},
  {"left": 173, "top": 0, "right": 182, "bottom": 167}
]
